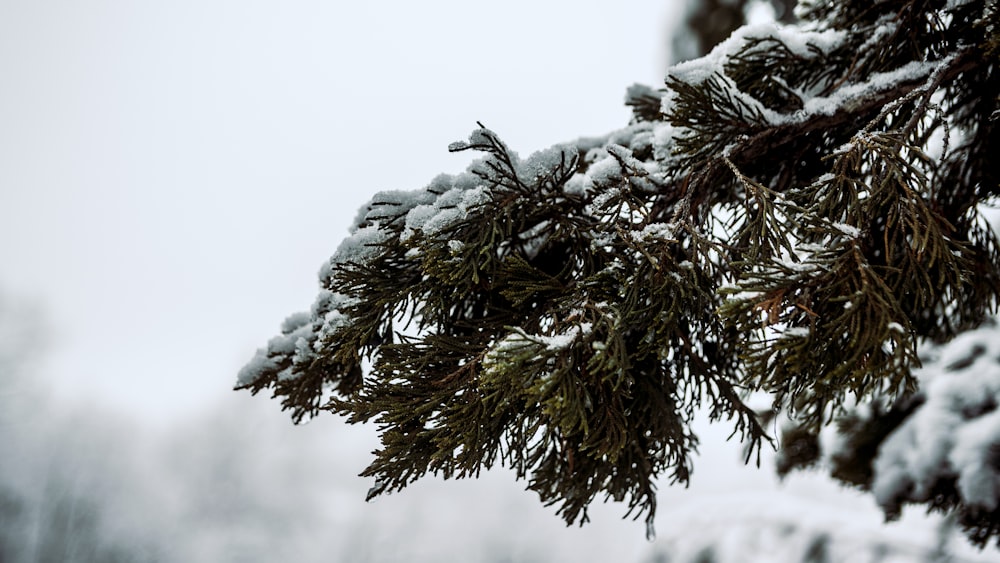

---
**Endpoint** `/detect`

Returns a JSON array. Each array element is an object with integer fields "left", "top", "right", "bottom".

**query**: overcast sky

[{"left": 0, "top": 1, "right": 678, "bottom": 422}]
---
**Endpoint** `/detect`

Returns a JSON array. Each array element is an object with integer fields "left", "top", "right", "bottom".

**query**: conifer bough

[{"left": 238, "top": 0, "right": 1000, "bottom": 543}]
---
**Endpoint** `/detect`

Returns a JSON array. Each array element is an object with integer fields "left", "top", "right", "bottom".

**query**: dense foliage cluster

[{"left": 239, "top": 0, "right": 1000, "bottom": 544}]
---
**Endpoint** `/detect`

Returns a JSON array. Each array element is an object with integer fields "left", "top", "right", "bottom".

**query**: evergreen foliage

[{"left": 238, "top": 0, "right": 1000, "bottom": 544}]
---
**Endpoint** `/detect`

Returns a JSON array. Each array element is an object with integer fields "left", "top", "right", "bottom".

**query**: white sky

[{"left": 0, "top": 1, "right": 677, "bottom": 422}]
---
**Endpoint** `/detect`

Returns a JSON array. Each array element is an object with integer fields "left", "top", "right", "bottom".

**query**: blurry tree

[
  {"left": 644, "top": 510, "right": 972, "bottom": 562},
  {"left": 0, "top": 291, "right": 47, "bottom": 562},
  {"left": 0, "top": 292, "right": 46, "bottom": 428},
  {"left": 0, "top": 295, "right": 161, "bottom": 563},
  {"left": 671, "top": 0, "right": 798, "bottom": 63},
  {"left": 239, "top": 0, "right": 1000, "bottom": 549}
]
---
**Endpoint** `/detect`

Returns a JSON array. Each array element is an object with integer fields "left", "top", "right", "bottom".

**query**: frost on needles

[{"left": 237, "top": 0, "right": 1000, "bottom": 545}]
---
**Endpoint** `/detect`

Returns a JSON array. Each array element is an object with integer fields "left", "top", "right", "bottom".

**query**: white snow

[
  {"left": 485, "top": 324, "right": 594, "bottom": 363},
  {"left": 330, "top": 223, "right": 391, "bottom": 266},
  {"left": 590, "top": 186, "right": 622, "bottom": 209},
  {"left": 794, "top": 60, "right": 939, "bottom": 119},
  {"left": 540, "top": 323, "right": 593, "bottom": 351},
  {"left": 776, "top": 256, "right": 818, "bottom": 273},
  {"left": 280, "top": 311, "right": 311, "bottom": 334},
  {"left": 517, "top": 144, "right": 576, "bottom": 183},
  {"left": 563, "top": 173, "right": 593, "bottom": 197},
  {"left": 886, "top": 322, "right": 906, "bottom": 334},
  {"left": 404, "top": 185, "right": 488, "bottom": 240},
  {"left": 236, "top": 313, "right": 314, "bottom": 387},
  {"left": 587, "top": 151, "right": 627, "bottom": 186},
  {"left": 666, "top": 22, "right": 845, "bottom": 85},
  {"left": 831, "top": 222, "right": 860, "bottom": 238},
  {"left": 951, "top": 410, "right": 1000, "bottom": 510},
  {"left": 447, "top": 126, "right": 502, "bottom": 153},
  {"left": 872, "top": 322, "right": 1000, "bottom": 512},
  {"left": 655, "top": 17, "right": 950, "bottom": 184},
  {"left": 605, "top": 144, "right": 644, "bottom": 171},
  {"left": 633, "top": 222, "right": 676, "bottom": 242},
  {"left": 784, "top": 326, "right": 811, "bottom": 338},
  {"left": 315, "top": 292, "right": 360, "bottom": 345},
  {"left": 624, "top": 83, "right": 659, "bottom": 106}
]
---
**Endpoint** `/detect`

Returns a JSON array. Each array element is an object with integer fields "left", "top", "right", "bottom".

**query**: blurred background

[{"left": 0, "top": 1, "right": 995, "bottom": 561}]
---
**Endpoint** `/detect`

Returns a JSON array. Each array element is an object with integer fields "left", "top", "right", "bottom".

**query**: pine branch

[{"left": 238, "top": 0, "right": 1000, "bottom": 545}]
